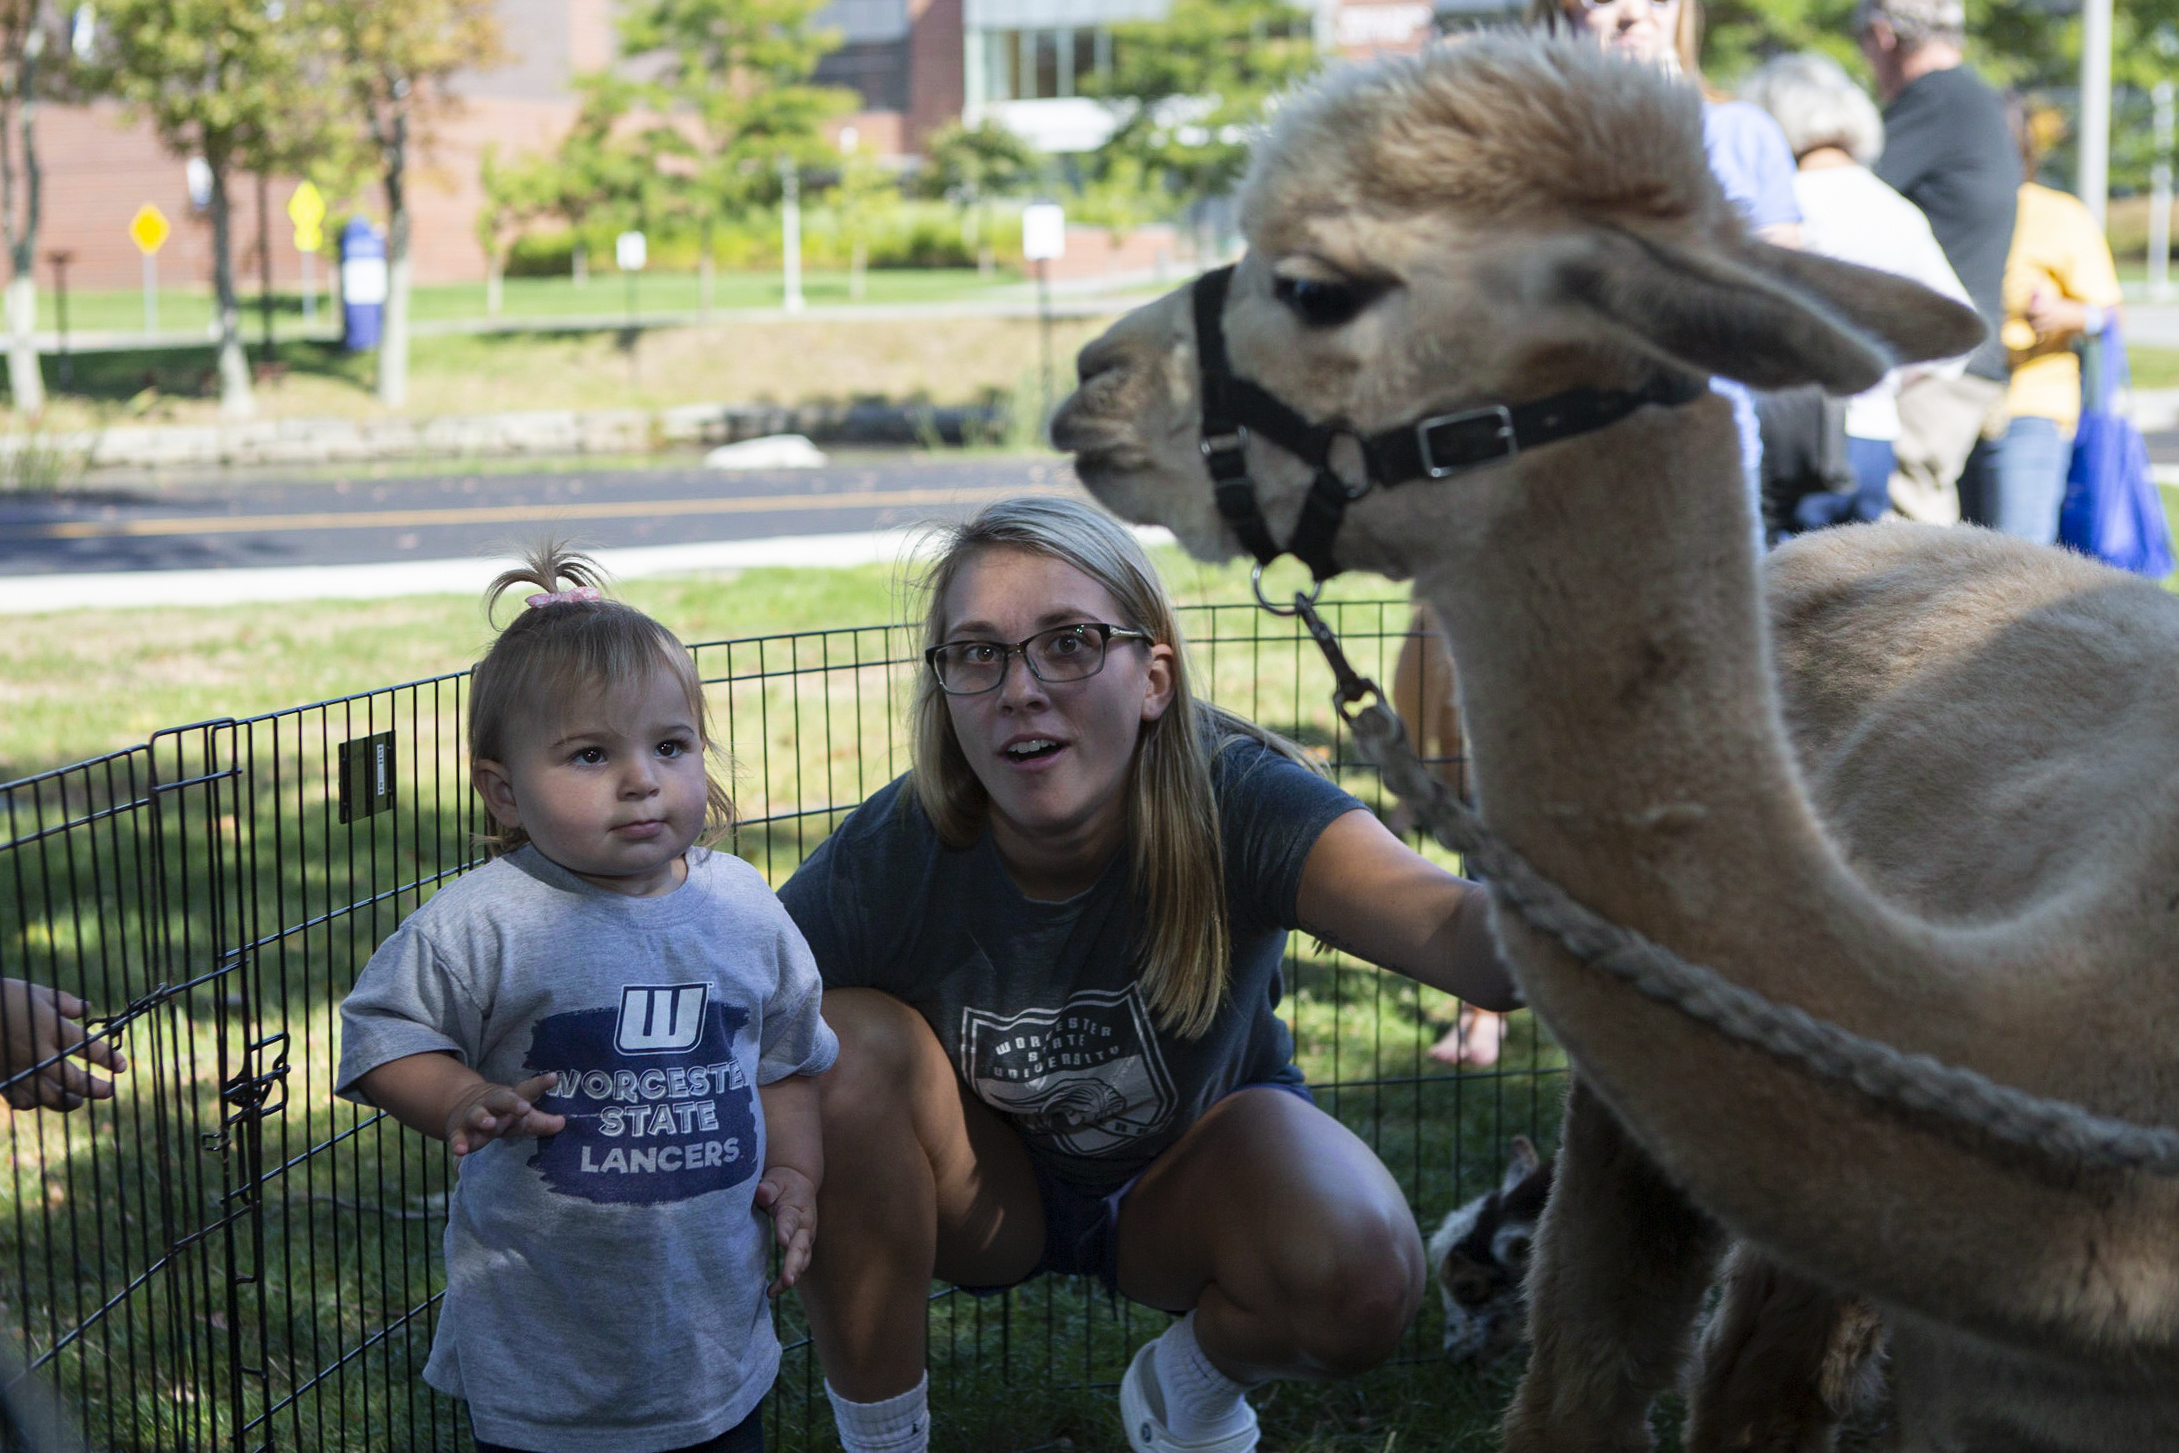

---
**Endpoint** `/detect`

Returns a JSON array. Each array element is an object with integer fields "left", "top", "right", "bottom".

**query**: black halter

[{"left": 1191, "top": 263, "right": 1707, "bottom": 587}]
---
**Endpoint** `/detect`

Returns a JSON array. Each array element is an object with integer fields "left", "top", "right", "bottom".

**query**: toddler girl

[{"left": 337, "top": 545, "right": 835, "bottom": 1453}]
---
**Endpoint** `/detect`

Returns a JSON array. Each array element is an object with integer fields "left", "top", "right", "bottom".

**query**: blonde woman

[{"left": 780, "top": 498, "right": 1516, "bottom": 1453}]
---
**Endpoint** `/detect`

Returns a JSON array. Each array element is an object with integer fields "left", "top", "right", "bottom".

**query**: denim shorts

[
  {"left": 967, "top": 1078, "right": 1316, "bottom": 1296},
  {"left": 473, "top": 1403, "right": 761, "bottom": 1453}
]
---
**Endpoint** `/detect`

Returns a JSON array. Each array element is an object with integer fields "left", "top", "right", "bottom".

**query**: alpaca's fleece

[
  {"left": 1053, "top": 30, "right": 2179, "bottom": 1453},
  {"left": 1242, "top": 38, "right": 1719, "bottom": 242}
]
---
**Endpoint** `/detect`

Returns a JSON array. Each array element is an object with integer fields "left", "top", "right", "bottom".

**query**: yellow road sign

[
  {"left": 128, "top": 203, "right": 170, "bottom": 256},
  {"left": 287, "top": 180, "right": 324, "bottom": 250}
]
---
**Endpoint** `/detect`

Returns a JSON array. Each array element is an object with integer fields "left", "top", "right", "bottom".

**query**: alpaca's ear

[
  {"left": 1503, "top": 1135, "right": 1540, "bottom": 1193},
  {"left": 1550, "top": 228, "right": 1892, "bottom": 393},
  {"left": 1740, "top": 240, "right": 1988, "bottom": 367}
]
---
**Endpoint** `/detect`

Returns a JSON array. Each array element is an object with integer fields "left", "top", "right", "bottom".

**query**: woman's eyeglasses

[
  {"left": 1577, "top": 0, "right": 1677, "bottom": 11},
  {"left": 926, "top": 622, "right": 1153, "bottom": 696}
]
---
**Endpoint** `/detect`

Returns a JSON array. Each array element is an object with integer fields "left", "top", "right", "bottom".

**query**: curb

[{"left": 16, "top": 399, "right": 1008, "bottom": 473}]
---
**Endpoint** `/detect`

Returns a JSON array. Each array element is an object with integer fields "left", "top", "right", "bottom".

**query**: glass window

[
  {"left": 984, "top": 28, "right": 1114, "bottom": 101},
  {"left": 1032, "top": 28, "right": 1059, "bottom": 100}
]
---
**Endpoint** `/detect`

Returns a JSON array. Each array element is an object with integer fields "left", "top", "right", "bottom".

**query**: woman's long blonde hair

[
  {"left": 1527, "top": 0, "right": 1712, "bottom": 93},
  {"left": 908, "top": 497, "right": 1311, "bottom": 1039}
]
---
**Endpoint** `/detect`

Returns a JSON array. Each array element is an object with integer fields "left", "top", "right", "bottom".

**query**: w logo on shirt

[{"left": 614, "top": 983, "right": 709, "bottom": 1054}]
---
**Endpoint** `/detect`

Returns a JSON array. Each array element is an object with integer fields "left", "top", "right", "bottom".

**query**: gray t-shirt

[
  {"left": 336, "top": 846, "right": 838, "bottom": 1453},
  {"left": 779, "top": 737, "right": 1361, "bottom": 1190}
]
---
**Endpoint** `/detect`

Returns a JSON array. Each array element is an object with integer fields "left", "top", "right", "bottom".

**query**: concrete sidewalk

[{"left": 0, "top": 524, "right": 1177, "bottom": 614}]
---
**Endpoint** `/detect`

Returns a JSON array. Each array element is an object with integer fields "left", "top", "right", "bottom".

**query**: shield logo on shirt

[
  {"left": 961, "top": 985, "right": 1177, "bottom": 1156},
  {"left": 614, "top": 983, "right": 708, "bottom": 1054}
]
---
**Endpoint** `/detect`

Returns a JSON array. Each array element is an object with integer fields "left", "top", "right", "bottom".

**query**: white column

[
  {"left": 780, "top": 158, "right": 804, "bottom": 314},
  {"left": 2080, "top": 0, "right": 2113, "bottom": 229}
]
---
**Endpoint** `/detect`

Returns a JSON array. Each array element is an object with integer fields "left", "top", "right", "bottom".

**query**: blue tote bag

[{"left": 2058, "top": 324, "right": 2175, "bottom": 579}]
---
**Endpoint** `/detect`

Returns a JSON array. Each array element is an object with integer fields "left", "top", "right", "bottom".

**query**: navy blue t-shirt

[{"left": 779, "top": 736, "right": 1362, "bottom": 1189}]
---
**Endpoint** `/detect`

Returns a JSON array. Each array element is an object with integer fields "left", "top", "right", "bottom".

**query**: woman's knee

[
  {"left": 1283, "top": 1204, "right": 1427, "bottom": 1375},
  {"left": 817, "top": 988, "right": 945, "bottom": 1131}
]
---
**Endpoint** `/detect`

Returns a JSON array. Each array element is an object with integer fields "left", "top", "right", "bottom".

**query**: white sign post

[
  {"left": 616, "top": 230, "right": 648, "bottom": 378},
  {"left": 1022, "top": 203, "right": 1066, "bottom": 429}
]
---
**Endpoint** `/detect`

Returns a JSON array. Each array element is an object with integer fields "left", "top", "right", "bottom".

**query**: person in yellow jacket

[{"left": 1993, "top": 105, "right": 2123, "bottom": 543}]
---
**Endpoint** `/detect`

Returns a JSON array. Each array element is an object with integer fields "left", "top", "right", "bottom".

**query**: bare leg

[
  {"left": 799, "top": 988, "right": 1045, "bottom": 1401},
  {"left": 1506, "top": 1075, "right": 1726, "bottom": 1453},
  {"left": 1686, "top": 1244, "right": 1885, "bottom": 1453},
  {"left": 1429, "top": 1006, "right": 1505, "bottom": 1067},
  {"left": 1117, "top": 1087, "right": 1427, "bottom": 1382}
]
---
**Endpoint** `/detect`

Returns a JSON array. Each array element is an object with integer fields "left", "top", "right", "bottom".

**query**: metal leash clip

[{"left": 1290, "top": 592, "right": 1385, "bottom": 723}]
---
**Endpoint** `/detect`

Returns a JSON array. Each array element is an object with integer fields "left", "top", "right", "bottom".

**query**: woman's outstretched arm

[{"left": 1294, "top": 808, "right": 1521, "bottom": 1013}]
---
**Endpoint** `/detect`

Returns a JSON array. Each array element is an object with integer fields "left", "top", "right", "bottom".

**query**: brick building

[{"left": 42, "top": 0, "right": 1467, "bottom": 293}]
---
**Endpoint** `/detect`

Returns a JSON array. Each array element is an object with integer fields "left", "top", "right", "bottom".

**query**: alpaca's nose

[{"left": 1074, "top": 332, "right": 1128, "bottom": 386}]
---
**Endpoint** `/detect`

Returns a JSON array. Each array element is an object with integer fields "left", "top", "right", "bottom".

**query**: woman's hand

[
  {"left": 1295, "top": 809, "right": 1521, "bottom": 1013},
  {"left": 2023, "top": 287, "right": 2109, "bottom": 341},
  {"left": 1, "top": 979, "right": 127, "bottom": 1111}
]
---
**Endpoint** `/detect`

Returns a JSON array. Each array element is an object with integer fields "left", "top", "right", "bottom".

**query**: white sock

[
  {"left": 825, "top": 1375, "right": 929, "bottom": 1453},
  {"left": 1152, "top": 1313, "right": 1257, "bottom": 1441}
]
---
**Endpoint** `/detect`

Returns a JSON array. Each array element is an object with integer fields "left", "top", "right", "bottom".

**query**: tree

[
  {"left": 315, "top": 0, "right": 505, "bottom": 409},
  {"left": 615, "top": 0, "right": 854, "bottom": 295},
  {"left": 88, "top": 0, "right": 320, "bottom": 419},
  {"left": 0, "top": 2, "right": 56, "bottom": 415},
  {"left": 831, "top": 139, "right": 899, "bottom": 299},
  {"left": 917, "top": 118, "right": 1039, "bottom": 274},
  {"left": 527, "top": 72, "right": 668, "bottom": 279},
  {"left": 476, "top": 143, "right": 559, "bottom": 317},
  {"left": 1084, "top": 0, "right": 1319, "bottom": 246}
]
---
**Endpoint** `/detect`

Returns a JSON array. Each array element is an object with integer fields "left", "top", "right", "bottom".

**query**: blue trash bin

[{"left": 340, "top": 217, "right": 386, "bottom": 352}]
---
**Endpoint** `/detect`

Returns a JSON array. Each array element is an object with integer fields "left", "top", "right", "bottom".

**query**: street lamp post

[{"left": 2080, "top": 0, "right": 2113, "bottom": 228}]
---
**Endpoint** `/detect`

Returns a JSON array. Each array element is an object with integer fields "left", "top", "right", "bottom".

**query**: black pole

[{"left": 46, "top": 249, "right": 68, "bottom": 388}]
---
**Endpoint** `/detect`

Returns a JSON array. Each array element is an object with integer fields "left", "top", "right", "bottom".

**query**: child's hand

[
  {"left": 441, "top": 1072, "right": 565, "bottom": 1156},
  {"left": 2, "top": 979, "right": 127, "bottom": 1112},
  {"left": 754, "top": 1164, "right": 817, "bottom": 1297}
]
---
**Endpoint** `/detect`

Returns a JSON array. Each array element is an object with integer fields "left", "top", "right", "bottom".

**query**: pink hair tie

[{"left": 526, "top": 586, "right": 602, "bottom": 609}]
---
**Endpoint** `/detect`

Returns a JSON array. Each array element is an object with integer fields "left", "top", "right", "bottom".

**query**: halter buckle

[
  {"left": 1200, "top": 428, "right": 1249, "bottom": 458},
  {"left": 1416, "top": 405, "right": 1516, "bottom": 477}
]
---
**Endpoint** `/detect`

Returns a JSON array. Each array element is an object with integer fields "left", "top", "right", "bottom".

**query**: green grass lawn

[
  {"left": 45, "top": 266, "right": 1027, "bottom": 342},
  {"left": 2, "top": 549, "right": 1574, "bottom": 1452},
  {"left": 23, "top": 310, "right": 1118, "bottom": 430}
]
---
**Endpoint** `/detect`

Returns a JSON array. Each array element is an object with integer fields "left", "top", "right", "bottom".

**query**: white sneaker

[{"left": 1119, "top": 1340, "right": 1260, "bottom": 1453}]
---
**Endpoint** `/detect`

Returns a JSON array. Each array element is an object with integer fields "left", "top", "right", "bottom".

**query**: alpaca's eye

[{"left": 1274, "top": 274, "right": 1371, "bottom": 327}]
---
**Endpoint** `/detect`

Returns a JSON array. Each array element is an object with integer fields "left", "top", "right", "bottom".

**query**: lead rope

[{"left": 1293, "top": 593, "right": 2179, "bottom": 1176}]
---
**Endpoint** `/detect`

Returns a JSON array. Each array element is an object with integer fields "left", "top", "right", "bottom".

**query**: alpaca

[
  {"left": 1430, "top": 1135, "right": 1554, "bottom": 1365},
  {"left": 1050, "top": 34, "right": 2179, "bottom": 1452}
]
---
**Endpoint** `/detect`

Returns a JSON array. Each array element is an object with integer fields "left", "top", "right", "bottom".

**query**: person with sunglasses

[{"left": 777, "top": 496, "right": 1518, "bottom": 1453}]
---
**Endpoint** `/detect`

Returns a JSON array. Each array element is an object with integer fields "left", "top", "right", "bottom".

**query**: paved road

[{"left": 0, "top": 454, "right": 1082, "bottom": 576}]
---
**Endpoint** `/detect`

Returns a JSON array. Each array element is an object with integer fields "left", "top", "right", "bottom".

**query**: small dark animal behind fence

[{"left": 0, "top": 600, "right": 1564, "bottom": 1451}]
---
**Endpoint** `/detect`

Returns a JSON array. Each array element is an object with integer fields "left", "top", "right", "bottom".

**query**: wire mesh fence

[{"left": 0, "top": 599, "right": 1566, "bottom": 1452}]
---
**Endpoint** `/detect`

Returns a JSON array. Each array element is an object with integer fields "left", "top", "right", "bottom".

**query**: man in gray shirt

[{"left": 1859, "top": 0, "right": 2016, "bottom": 523}]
